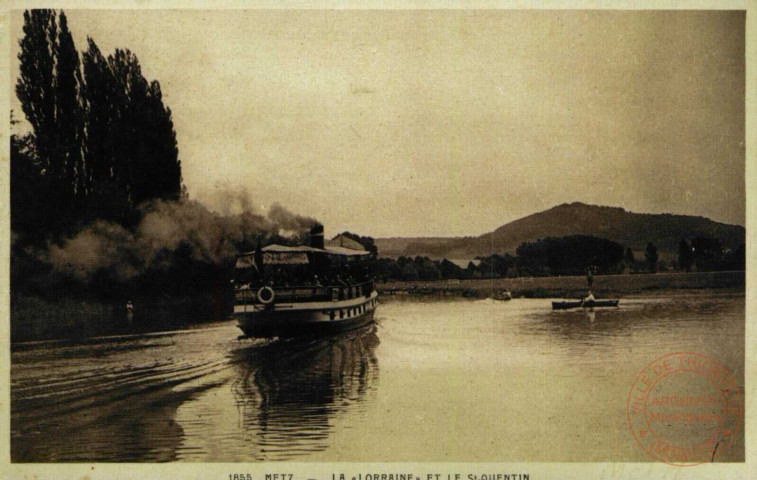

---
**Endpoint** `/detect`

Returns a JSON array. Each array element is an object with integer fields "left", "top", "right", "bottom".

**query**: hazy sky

[{"left": 11, "top": 10, "right": 745, "bottom": 237}]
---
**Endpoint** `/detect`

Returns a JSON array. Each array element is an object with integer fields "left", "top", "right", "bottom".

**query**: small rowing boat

[
  {"left": 551, "top": 299, "right": 619, "bottom": 310},
  {"left": 492, "top": 290, "right": 512, "bottom": 301}
]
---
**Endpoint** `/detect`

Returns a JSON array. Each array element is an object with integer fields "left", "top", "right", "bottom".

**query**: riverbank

[
  {"left": 10, "top": 294, "right": 227, "bottom": 343},
  {"left": 376, "top": 271, "right": 745, "bottom": 299},
  {"left": 11, "top": 271, "right": 744, "bottom": 343}
]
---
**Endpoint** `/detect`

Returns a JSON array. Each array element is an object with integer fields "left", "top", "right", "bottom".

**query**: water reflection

[
  {"left": 11, "top": 372, "right": 221, "bottom": 462},
  {"left": 12, "top": 295, "right": 743, "bottom": 462},
  {"left": 524, "top": 306, "right": 633, "bottom": 346},
  {"left": 537, "top": 296, "right": 739, "bottom": 338},
  {"left": 513, "top": 295, "right": 744, "bottom": 368},
  {"left": 228, "top": 324, "right": 380, "bottom": 460},
  {"left": 11, "top": 325, "right": 235, "bottom": 463}
]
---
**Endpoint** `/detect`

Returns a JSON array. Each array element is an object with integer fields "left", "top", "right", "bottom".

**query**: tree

[
  {"left": 10, "top": 130, "right": 46, "bottom": 240},
  {"left": 15, "top": 10, "right": 86, "bottom": 234},
  {"left": 439, "top": 259, "right": 463, "bottom": 279},
  {"left": 466, "top": 261, "right": 482, "bottom": 279},
  {"left": 515, "top": 235, "right": 624, "bottom": 276},
  {"left": 722, "top": 244, "right": 745, "bottom": 271},
  {"left": 16, "top": 10, "right": 57, "bottom": 176},
  {"left": 80, "top": 38, "right": 183, "bottom": 223},
  {"left": 82, "top": 37, "right": 118, "bottom": 199},
  {"left": 102, "top": 47, "right": 183, "bottom": 208},
  {"left": 677, "top": 239, "right": 693, "bottom": 272},
  {"left": 400, "top": 262, "right": 419, "bottom": 281},
  {"left": 691, "top": 237, "right": 723, "bottom": 271},
  {"left": 15, "top": 9, "right": 184, "bottom": 231},
  {"left": 476, "top": 253, "right": 515, "bottom": 278},
  {"left": 414, "top": 256, "right": 441, "bottom": 281},
  {"left": 54, "top": 11, "right": 85, "bottom": 208},
  {"left": 143, "top": 81, "right": 182, "bottom": 202},
  {"left": 82, "top": 37, "right": 134, "bottom": 223},
  {"left": 624, "top": 248, "right": 635, "bottom": 269},
  {"left": 645, "top": 243, "right": 658, "bottom": 272}
]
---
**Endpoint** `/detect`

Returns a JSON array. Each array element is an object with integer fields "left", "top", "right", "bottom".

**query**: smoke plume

[{"left": 45, "top": 195, "right": 320, "bottom": 281}]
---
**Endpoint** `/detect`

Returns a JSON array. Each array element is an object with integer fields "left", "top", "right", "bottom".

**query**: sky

[{"left": 10, "top": 9, "right": 746, "bottom": 238}]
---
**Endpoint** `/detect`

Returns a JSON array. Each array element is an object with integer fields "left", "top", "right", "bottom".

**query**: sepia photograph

[{"left": 2, "top": 3, "right": 753, "bottom": 477}]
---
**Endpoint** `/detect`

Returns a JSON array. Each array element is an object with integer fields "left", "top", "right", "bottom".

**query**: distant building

[{"left": 326, "top": 234, "right": 366, "bottom": 252}]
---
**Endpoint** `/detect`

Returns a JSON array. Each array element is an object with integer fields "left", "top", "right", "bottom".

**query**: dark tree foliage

[
  {"left": 624, "top": 247, "right": 635, "bottom": 268},
  {"left": 466, "top": 261, "right": 480, "bottom": 279},
  {"left": 721, "top": 243, "right": 745, "bottom": 271},
  {"left": 12, "top": 9, "right": 189, "bottom": 312},
  {"left": 81, "top": 37, "right": 120, "bottom": 216},
  {"left": 476, "top": 253, "right": 516, "bottom": 278},
  {"left": 10, "top": 130, "right": 52, "bottom": 241},
  {"left": 15, "top": 10, "right": 86, "bottom": 233},
  {"left": 80, "top": 42, "right": 183, "bottom": 224},
  {"left": 677, "top": 239, "right": 693, "bottom": 272},
  {"left": 14, "top": 10, "right": 183, "bottom": 234},
  {"left": 691, "top": 237, "right": 723, "bottom": 272},
  {"left": 16, "top": 10, "right": 57, "bottom": 175},
  {"left": 414, "top": 256, "right": 441, "bottom": 281},
  {"left": 369, "top": 257, "right": 403, "bottom": 282},
  {"left": 352, "top": 233, "right": 738, "bottom": 283},
  {"left": 143, "top": 81, "right": 182, "bottom": 202},
  {"left": 54, "top": 12, "right": 85, "bottom": 208},
  {"left": 515, "top": 235, "right": 624, "bottom": 276},
  {"left": 645, "top": 242, "right": 659, "bottom": 272},
  {"left": 439, "top": 259, "right": 464, "bottom": 279},
  {"left": 106, "top": 49, "right": 182, "bottom": 206}
]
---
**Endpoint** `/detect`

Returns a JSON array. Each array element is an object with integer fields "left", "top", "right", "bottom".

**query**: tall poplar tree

[
  {"left": 106, "top": 49, "right": 182, "bottom": 206},
  {"left": 16, "top": 10, "right": 57, "bottom": 179},
  {"left": 16, "top": 9, "right": 85, "bottom": 231},
  {"left": 53, "top": 11, "right": 85, "bottom": 207},
  {"left": 82, "top": 37, "right": 125, "bottom": 221},
  {"left": 144, "top": 80, "right": 182, "bottom": 202},
  {"left": 16, "top": 9, "right": 184, "bottom": 230}
]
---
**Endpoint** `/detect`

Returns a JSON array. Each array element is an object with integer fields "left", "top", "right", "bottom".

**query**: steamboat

[{"left": 233, "top": 225, "right": 378, "bottom": 338}]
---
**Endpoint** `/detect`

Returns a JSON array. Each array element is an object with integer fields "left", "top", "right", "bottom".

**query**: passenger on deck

[{"left": 583, "top": 291, "right": 595, "bottom": 302}]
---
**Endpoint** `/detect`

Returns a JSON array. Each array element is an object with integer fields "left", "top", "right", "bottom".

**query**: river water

[{"left": 11, "top": 292, "right": 744, "bottom": 462}]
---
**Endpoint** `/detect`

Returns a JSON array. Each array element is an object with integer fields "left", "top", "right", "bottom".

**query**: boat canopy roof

[{"left": 235, "top": 243, "right": 369, "bottom": 268}]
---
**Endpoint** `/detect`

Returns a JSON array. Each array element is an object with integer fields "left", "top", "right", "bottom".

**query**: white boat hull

[{"left": 236, "top": 291, "right": 378, "bottom": 338}]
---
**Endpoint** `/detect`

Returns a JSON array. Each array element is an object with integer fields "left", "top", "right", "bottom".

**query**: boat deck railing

[{"left": 235, "top": 280, "right": 375, "bottom": 304}]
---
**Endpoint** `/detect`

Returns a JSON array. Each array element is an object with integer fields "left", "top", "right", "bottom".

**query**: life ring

[{"left": 257, "top": 286, "right": 275, "bottom": 305}]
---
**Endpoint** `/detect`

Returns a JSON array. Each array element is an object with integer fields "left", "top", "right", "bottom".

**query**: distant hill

[{"left": 375, "top": 203, "right": 745, "bottom": 260}]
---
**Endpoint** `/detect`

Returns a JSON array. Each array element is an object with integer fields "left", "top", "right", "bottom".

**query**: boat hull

[
  {"left": 236, "top": 291, "right": 378, "bottom": 338},
  {"left": 552, "top": 299, "right": 619, "bottom": 310}
]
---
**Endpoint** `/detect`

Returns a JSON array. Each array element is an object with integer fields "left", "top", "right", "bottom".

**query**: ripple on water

[{"left": 11, "top": 294, "right": 744, "bottom": 462}]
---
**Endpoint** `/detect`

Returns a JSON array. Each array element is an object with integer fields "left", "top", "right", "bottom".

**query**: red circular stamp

[{"left": 627, "top": 352, "right": 742, "bottom": 466}]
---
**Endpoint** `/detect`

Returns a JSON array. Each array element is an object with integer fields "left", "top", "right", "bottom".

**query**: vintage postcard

[{"left": 1, "top": 1, "right": 754, "bottom": 479}]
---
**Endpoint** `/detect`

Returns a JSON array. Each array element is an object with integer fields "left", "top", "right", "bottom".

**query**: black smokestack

[{"left": 310, "top": 224, "right": 324, "bottom": 249}]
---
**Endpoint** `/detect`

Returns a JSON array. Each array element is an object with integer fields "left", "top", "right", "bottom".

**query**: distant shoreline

[{"left": 376, "top": 270, "right": 745, "bottom": 299}]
